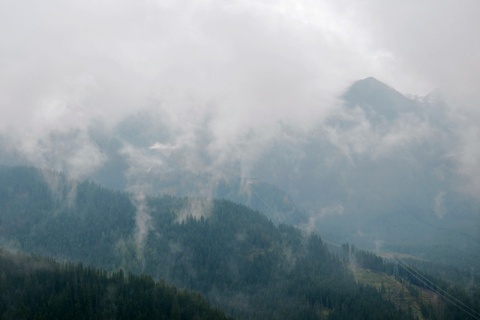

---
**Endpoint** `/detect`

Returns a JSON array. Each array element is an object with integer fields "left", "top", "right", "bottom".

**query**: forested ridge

[
  {"left": 341, "top": 244, "right": 480, "bottom": 319},
  {"left": 0, "top": 165, "right": 478, "bottom": 319},
  {"left": 0, "top": 249, "right": 230, "bottom": 319}
]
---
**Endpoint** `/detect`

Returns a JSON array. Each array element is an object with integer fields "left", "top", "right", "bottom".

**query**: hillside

[
  {"left": 0, "top": 165, "right": 417, "bottom": 319},
  {"left": 341, "top": 245, "right": 480, "bottom": 320},
  {"left": 0, "top": 249, "right": 230, "bottom": 319},
  {"left": 1, "top": 165, "right": 479, "bottom": 318}
]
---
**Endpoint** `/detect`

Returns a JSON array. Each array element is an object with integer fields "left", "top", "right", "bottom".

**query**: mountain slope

[
  {"left": 0, "top": 249, "right": 231, "bottom": 320},
  {"left": 342, "top": 77, "right": 418, "bottom": 121},
  {"left": 0, "top": 165, "right": 413, "bottom": 319},
  {"left": 1, "top": 77, "right": 477, "bottom": 272},
  {"left": 250, "top": 78, "right": 480, "bottom": 268}
]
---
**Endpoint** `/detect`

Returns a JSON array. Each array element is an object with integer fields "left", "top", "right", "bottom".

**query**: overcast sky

[{"left": 1, "top": 0, "right": 479, "bottom": 193}]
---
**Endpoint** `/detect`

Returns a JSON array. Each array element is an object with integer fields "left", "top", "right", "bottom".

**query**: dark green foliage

[
  {"left": 0, "top": 249, "right": 230, "bottom": 320},
  {"left": 340, "top": 243, "right": 480, "bottom": 320},
  {"left": 0, "top": 166, "right": 135, "bottom": 269},
  {"left": 395, "top": 261, "right": 480, "bottom": 320},
  {"left": 2, "top": 165, "right": 462, "bottom": 319},
  {"left": 342, "top": 243, "right": 385, "bottom": 272}
]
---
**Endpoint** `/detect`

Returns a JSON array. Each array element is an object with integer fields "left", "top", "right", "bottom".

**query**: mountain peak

[
  {"left": 346, "top": 77, "right": 401, "bottom": 98},
  {"left": 341, "top": 77, "right": 416, "bottom": 121},
  {"left": 357, "top": 76, "right": 385, "bottom": 85}
]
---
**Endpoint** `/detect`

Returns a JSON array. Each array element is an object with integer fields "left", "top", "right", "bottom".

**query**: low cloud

[
  {"left": 0, "top": 0, "right": 479, "bottom": 202},
  {"left": 175, "top": 198, "right": 213, "bottom": 224},
  {"left": 131, "top": 193, "right": 152, "bottom": 266},
  {"left": 433, "top": 191, "right": 447, "bottom": 219},
  {"left": 453, "top": 121, "right": 480, "bottom": 197},
  {"left": 324, "top": 106, "right": 435, "bottom": 164},
  {"left": 302, "top": 204, "right": 344, "bottom": 234}
]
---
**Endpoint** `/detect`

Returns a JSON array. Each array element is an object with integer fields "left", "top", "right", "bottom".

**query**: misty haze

[{"left": 0, "top": 0, "right": 479, "bottom": 319}]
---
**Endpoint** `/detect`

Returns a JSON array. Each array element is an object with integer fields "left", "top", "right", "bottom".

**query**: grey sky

[{"left": 0, "top": 0, "right": 479, "bottom": 194}]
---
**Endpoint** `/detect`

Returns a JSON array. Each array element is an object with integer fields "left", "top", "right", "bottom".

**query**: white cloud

[
  {"left": 453, "top": 123, "right": 480, "bottom": 197},
  {"left": 434, "top": 191, "right": 447, "bottom": 219},
  {"left": 0, "top": 0, "right": 479, "bottom": 198}
]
